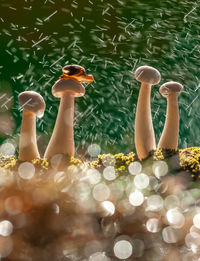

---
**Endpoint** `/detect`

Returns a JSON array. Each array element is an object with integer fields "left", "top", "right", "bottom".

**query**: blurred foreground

[{"left": 0, "top": 149, "right": 200, "bottom": 260}]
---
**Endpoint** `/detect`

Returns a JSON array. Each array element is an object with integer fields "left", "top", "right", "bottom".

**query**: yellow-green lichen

[
  {"left": 153, "top": 148, "right": 165, "bottom": 161},
  {"left": 70, "top": 156, "right": 82, "bottom": 165},
  {"left": 0, "top": 155, "right": 17, "bottom": 170},
  {"left": 31, "top": 158, "right": 49, "bottom": 170},
  {"left": 1, "top": 148, "right": 200, "bottom": 180},
  {"left": 89, "top": 152, "right": 136, "bottom": 176},
  {"left": 179, "top": 147, "right": 200, "bottom": 175},
  {"left": 41, "top": 160, "right": 49, "bottom": 169}
]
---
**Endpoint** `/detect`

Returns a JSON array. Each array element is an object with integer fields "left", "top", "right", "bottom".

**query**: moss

[
  {"left": 153, "top": 148, "right": 178, "bottom": 161},
  {"left": 153, "top": 148, "right": 165, "bottom": 161},
  {"left": 1, "top": 148, "right": 200, "bottom": 180},
  {"left": 0, "top": 155, "right": 17, "bottom": 170},
  {"left": 179, "top": 147, "right": 200, "bottom": 180},
  {"left": 0, "top": 155, "right": 81, "bottom": 173},
  {"left": 89, "top": 160, "right": 101, "bottom": 169},
  {"left": 41, "top": 160, "right": 49, "bottom": 169},
  {"left": 86, "top": 151, "right": 137, "bottom": 177},
  {"left": 117, "top": 165, "right": 126, "bottom": 172},
  {"left": 70, "top": 156, "right": 82, "bottom": 165},
  {"left": 31, "top": 158, "right": 49, "bottom": 170}
]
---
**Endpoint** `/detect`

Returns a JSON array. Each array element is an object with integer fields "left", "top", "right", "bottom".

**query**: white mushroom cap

[
  {"left": 135, "top": 65, "right": 161, "bottom": 85},
  {"left": 159, "top": 82, "right": 184, "bottom": 98},
  {"left": 52, "top": 79, "right": 85, "bottom": 98},
  {"left": 18, "top": 91, "right": 45, "bottom": 117}
]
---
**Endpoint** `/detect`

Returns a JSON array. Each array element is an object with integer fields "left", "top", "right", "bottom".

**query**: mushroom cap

[
  {"left": 135, "top": 65, "right": 161, "bottom": 85},
  {"left": 52, "top": 79, "right": 85, "bottom": 98},
  {"left": 159, "top": 82, "right": 184, "bottom": 98},
  {"left": 18, "top": 91, "right": 45, "bottom": 117}
]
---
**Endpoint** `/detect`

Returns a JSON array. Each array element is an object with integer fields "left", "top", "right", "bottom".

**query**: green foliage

[{"left": 0, "top": 0, "right": 199, "bottom": 155}]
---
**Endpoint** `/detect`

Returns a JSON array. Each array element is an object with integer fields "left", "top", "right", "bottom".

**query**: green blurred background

[{"left": 0, "top": 0, "right": 199, "bottom": 158}]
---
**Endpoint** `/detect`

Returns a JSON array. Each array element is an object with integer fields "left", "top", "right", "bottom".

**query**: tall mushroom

[
  {"left": 134, "top": 65, "right": 161, "bottom": 160},
  {"left": 44, "top": 65, "right": 93, "bottom": 160},
  {"left": 158, "top": 82, "right": 184, "bottom": 150},
  {"left": 18, "top": 91, "right": 45, "bottom": 161}
]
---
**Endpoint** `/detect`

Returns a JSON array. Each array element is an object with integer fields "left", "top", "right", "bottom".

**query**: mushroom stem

[
  {"left": 135, "top": 82, "right": 156, "bottom": 160},
  {"left": 19, "top": 110, "right": 40, "bottom": 161},
  {"left": 44, "top": 92, "right": 75, "bottom": 159},
  {"left": 158, "top": 93, "right": 179, "bottom": 150}
]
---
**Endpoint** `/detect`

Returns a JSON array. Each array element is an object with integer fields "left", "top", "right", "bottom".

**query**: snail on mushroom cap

[
  {"left": 44, "top": 65, "right": 94, "bottom": 161},
  {"left": 60, "top": 65, "right": 94, "bottom": 83}
]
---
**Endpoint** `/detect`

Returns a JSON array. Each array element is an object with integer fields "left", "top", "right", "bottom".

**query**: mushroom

[
  {"left": 18, "top": 91, "right": 45, "bottom": 161},
  {"left": 44, "top": 65, "right": 93, "bottom": 160},
  {"left": 158, "top": 81, "right": 184, "bottom": 150},
  {"left": 134, "top": 65, "right": 161, "bottom": 160}
]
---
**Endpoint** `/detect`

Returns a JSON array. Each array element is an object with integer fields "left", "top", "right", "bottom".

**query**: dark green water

[{"left": 0, "top": 0, "right": 199, "bottom": 157}]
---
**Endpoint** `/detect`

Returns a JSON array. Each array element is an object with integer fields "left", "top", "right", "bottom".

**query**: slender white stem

[
  {"left": 135, "top": 82, "right": 156, "bottom": 160},
  {"left": 19, "top": 110, "right": 40, "bottom": 161},
  {"left": 44, "top": 93, "right": 75, "bottom": 159},
  {"left": 158, "top": 93, "right": 179, "bottom": 150}
]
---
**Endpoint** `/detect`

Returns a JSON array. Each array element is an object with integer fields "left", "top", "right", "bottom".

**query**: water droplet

[
  {"left": 152, "top": 161, "right": 168, "bottom": 179},
  {"left": 147, "top": 195, "right": 163, "bottom": 211},
  {"left": 100, "top": 201, "right": 115, "bottom": 216},
  {"left": 129, "top": 191, "right": 144, "bottom": 206},
  {"left": 164, "top": 195, "right": 180, "bottom": 210},
  {"left": 181, "top": 195, "right": 195, "bottom": 209},
  {"left": 0, "top": 142, "right": 15, "bottom": 156},
  {"left": 166, "top": 208, "right": 185, "bottom": 228},
  {"left": 87, "top": 169, "right": 101, "bottom": 184},
  {"left": 103, "top": 166, "right": 116, "bottom": 181},
  {"left": 134, "top": 173, "right": 149, "bottom": 189},
  {"left": 113, "top": 240, "right": 133, "bottom": 259},
  {"left": 37, "top": 111, "right": 44, "bottom": 118},
  {"left": 146, "top": 218, "right": 161, "bottom": 233},
  {"left": 102, "top": 154, "right": 116, "bottom": 167},
  {"left": 185, "top": 233, "right": 200, "bottom": 250},
  {"left": 162, "top": 226, "right": 179, "bottom": 243},
  {"left": 128, "top": 161, "right": 142, "bottom": 175},
  {"left": 18, "top": 162, "right": 35, "bottom": 179},
  {"left": 93, "top": 183, "right": 110, "bottom": 201},
  {"left": 5, "top": 196, "right": 23, "bottom": 215},
  {"left": 148, "top": 176, "right": 159, "bottom": 191},
  {"left": 88, "top": 144, "right": 101, "bottom": 157},
  {"left": 0, "top": 221, "right": 13, "bottom": 236}
]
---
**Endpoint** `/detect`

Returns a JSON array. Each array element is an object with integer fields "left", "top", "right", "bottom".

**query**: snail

[{"left": 59, "top": 65, "right": 93, "bottom": 83}]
